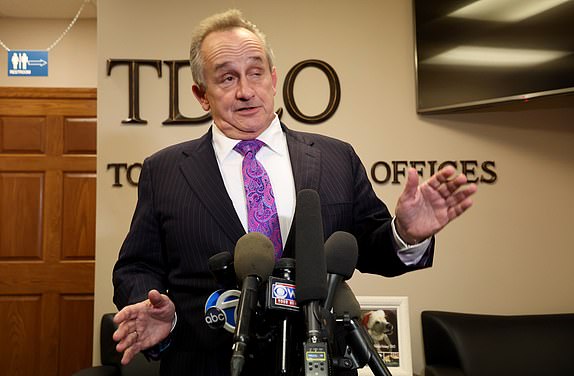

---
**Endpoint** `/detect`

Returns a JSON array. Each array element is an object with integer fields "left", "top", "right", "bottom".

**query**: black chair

[
  {"left": 73, "top": 313, "right": 160, "bottom": 376},
  {"left": 421, "top": 310, "right": 574, "bottom": 376}
]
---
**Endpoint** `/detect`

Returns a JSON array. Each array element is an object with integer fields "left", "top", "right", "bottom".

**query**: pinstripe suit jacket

[{"left": 112, "top": 123, "right": 434, "bottom": 375}]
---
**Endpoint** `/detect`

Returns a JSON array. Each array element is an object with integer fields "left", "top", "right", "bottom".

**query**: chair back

[{"left": 422, "top": 311, "right": 574, "bottom": 376}]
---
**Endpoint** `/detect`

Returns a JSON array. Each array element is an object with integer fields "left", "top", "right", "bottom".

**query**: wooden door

[{"left": 0, "top": 87, "right": 96, "bottom": 376}]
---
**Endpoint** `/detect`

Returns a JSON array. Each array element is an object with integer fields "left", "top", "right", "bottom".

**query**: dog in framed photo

[{"left": 362, "top": 309, "right": 396, "bottom": 353}]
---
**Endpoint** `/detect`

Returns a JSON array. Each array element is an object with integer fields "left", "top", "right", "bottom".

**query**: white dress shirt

[{"left": 211, "top": 116, "right": 429, "bottom": 265}]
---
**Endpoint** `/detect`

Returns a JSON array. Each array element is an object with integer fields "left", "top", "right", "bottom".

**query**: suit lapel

[
  {"left": 284, "top": 124, "right": 321, "bottom": 192},
  {"left": 178, "top": 129, "right": 246, "bottom": 244},
  {"left": 283, "top": 124, "right": 322, "bottom": 256}
]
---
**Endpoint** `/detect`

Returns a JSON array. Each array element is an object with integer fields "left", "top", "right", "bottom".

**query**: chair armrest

[{"left": 100, "top": 313, "right": 123, "bottom": 366}]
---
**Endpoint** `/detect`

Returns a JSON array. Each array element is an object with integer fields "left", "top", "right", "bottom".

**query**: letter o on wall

[{"left": 283, "top": 59, "right": 341, "bottom": 124}]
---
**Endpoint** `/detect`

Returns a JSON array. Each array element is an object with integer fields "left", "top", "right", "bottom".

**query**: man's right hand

[{"left": 113, "top": 289, "right": 176, "bottom": 365}]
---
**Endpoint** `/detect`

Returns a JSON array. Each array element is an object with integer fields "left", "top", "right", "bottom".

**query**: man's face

[{"left": 192, "top": 27, "right": 277, "bottom": 140}]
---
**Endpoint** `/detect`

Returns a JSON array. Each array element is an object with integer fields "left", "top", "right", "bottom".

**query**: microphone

[
  {"left": 266, "top": 258, "right": 298, "bottom": 313},
  {"left": 295, "top": 189, "right": 327, "bottom": 335},
  {"left": 323, "top": 231, "right": 358, "bottom": 313},
  {"left": 332, "top": 282, "right": 393, "bottom": 376},
  {"left": 295, "top": 189, "right": 329, "bottom": 376},
  {"left": 230, "top": 232, "right": 276, "bottom": 376},
  {"left": 265, "top": 258, "right": 298, "bottom": 375},
  {"left": 208, "top": 251, "right": 237, "bottom": 289},
  {"left": 204, "top": 251, "right": 240, "bottom": 333}
]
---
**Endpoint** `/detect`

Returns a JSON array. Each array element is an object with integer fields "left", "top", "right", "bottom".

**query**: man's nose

[{"left": 236, "top": 77, "right": 255, "bottom": 100}]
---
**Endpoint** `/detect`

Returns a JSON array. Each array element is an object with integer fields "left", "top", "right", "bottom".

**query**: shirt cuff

[
  {"left": 170, "top": 311, "right": 177, "bottom": 332},
  {"left": 391, "top": 217, "right": 431, "bottom": 265},
  {"left": 142, "top": 312, "right": 177, "bottom": 361}
]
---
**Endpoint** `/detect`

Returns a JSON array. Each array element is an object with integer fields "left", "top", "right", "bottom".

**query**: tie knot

[{"left": 234, "top": 139, "right": 265, "bottom": 157}]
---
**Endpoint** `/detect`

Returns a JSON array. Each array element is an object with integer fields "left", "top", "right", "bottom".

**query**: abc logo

[
  {"left": 205, "top": 307, "right": 226, "bottom": 329},
  {"left": 204, "top": 289, "right": 240, "bottom": 333}
]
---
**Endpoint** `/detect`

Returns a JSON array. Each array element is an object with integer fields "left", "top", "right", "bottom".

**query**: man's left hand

[{"left": 395, "top": 166, "right": 477, "bottom": 244}]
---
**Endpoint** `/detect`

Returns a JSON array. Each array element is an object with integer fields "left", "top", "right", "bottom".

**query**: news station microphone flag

[{"left": 204, "top": 252, "right": 240, "bottom": 333}]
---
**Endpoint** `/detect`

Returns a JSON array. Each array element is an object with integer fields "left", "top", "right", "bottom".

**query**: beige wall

[
  {"left": 5, "top": 1, "right": 574, "bottom": 374},
  {"left": 0, "top": 18, "right": 97, "bottom": 87}
]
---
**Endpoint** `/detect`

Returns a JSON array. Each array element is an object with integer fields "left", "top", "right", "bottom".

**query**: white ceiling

[{"left": 0, "top": 0, "right": 97, "bottom": 19}]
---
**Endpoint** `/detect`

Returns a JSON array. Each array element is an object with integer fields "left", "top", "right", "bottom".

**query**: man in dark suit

[{"left": 112, "top": 9, "right": 476, "bottom": 375}]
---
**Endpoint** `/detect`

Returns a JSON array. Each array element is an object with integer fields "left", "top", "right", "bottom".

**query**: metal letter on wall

[
  {"left": 283, "top": 59, "right": 341, "bottom": 124},
  {"left": 162, "top": 60, "right": 211, "bottom": 125},
  {"left": 106, "top": 59, "right": 163, "bottom": 124}
]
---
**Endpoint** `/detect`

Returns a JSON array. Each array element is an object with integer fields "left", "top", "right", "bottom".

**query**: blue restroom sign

[{"left": 8, "top": 50, "right": 48, "bottom": 77}]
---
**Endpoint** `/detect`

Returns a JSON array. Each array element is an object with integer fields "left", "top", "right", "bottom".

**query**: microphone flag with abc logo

[{"left": 204, "top": 288, "right": 240, "bottom": 333}]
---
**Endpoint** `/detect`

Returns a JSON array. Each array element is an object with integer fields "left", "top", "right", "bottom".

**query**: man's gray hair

[{"left": 189, "top": 9, "right": 275, "bottom": 89}]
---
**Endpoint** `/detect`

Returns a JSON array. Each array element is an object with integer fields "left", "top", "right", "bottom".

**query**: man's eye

[{"left": 219, "top": 74, "right": 236, "bottom": 83}]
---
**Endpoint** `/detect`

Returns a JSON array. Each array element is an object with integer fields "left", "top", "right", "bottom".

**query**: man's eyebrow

[
  {"left": 214, "top": 61, "right": 233, "bottom": 72},
  {"left": 247, "top": 56, "right": 265, "bottom": 64}
]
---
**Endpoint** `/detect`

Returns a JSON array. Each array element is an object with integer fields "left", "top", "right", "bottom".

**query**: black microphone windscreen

[
  {"left": 208, "top": 251, "right": 233, "bottom": 272},
  {"left": 275, "top": 257, "right": 295, "bottom": 271},
  {"left": 332, "top": 282, "right": 362, "bottom": 319},
  {"left": 295, "top": 189, "right": 327, "bottom": 303},
  {"left": 325, "top": 231, "right": 358, "bottom": 279},
  {"left": 234, "top": 232, "right": 275, "bottom": 281},
  {"left": 208, "top": 251, "right": 237, "bottom": 289}
]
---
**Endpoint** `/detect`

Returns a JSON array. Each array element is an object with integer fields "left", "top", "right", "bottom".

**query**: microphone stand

[
  {"left": 231, "top": 275, "right": 260, "bottom": 376},
  {"left": 271, "top": 258, "right": 300, "bottom": 376},
  {"left": 334, "top": 313, "right": 393, "bottom": 376}
]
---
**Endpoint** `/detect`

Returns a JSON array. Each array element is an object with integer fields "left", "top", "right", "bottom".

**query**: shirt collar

[{"left": 211, "top": 115, "right": 286, "bottom": 161}]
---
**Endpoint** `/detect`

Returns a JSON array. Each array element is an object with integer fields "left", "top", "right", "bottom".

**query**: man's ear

[
  {"left": 271, "top": 66, "right": 277, "bottom": 96},
  {"left": 192, "top": 84, "right": 210, "bottom": 111}
]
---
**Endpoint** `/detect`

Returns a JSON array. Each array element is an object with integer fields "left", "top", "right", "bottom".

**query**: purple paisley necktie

[{"left": 234, "top": 139, "right": 283, "bottom": 259}]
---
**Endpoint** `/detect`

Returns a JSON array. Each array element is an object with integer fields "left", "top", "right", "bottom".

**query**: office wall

[{"left": 6, "top": 1, "right": 573, "bottom": 374}]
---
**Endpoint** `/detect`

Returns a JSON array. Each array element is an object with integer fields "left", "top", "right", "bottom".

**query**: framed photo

[{"left": 356, "top": 296, "right": 412, "bottom": 376}]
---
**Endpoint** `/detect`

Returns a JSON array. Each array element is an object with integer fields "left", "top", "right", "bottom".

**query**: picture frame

[{"left": 356, "top": 296, "right": 412, "bottom": 376}]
